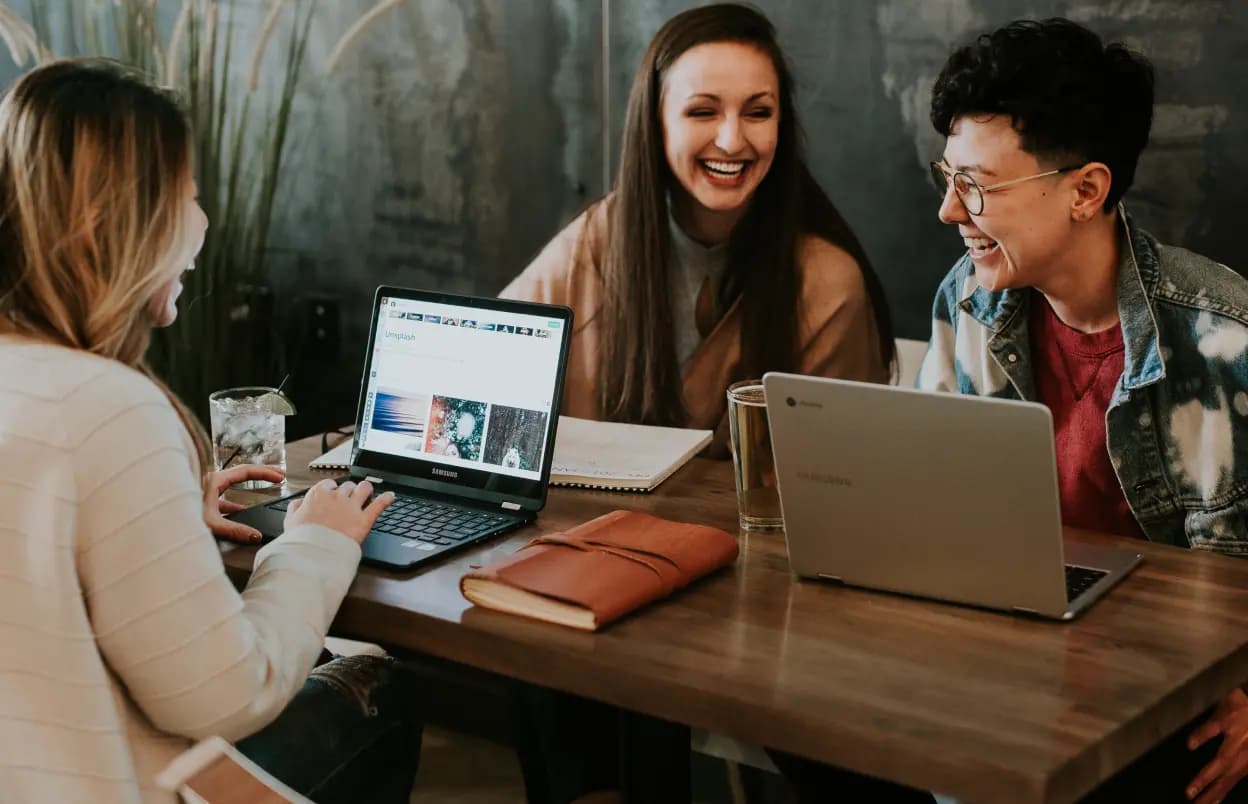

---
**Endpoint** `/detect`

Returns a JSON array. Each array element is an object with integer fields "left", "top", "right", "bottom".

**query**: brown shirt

[{"left": 501, "top": 201, "right": 889, "bottom": 453}]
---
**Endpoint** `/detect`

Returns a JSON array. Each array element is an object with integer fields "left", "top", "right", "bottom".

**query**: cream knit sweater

[{"left": 0, "top": 337, "right": 361, "bottom": 803}]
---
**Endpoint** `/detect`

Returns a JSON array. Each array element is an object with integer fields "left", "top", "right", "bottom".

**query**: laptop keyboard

[
  {"left": 1065, "top": 564, "right": 1109, "bottom": 602},
  {"left": 267, "top": 494, "right": 516, "bottom": 546}
]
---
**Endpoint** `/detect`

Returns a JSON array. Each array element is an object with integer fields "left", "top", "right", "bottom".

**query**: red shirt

[{"left": 1029, "top": 297, "right": 1145, "bottom": 539}]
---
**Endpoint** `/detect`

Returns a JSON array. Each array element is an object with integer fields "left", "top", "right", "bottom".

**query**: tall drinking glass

[
  {"left": 208, "top": 387, "right": 289, "bottom": 489},
  {"left": 727, "top": 380, "right": 783, "bottom": 531}
]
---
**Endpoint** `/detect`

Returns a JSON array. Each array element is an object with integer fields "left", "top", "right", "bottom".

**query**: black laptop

[{"left": 229, "top": 285, "right": 573, "bottom": 569}]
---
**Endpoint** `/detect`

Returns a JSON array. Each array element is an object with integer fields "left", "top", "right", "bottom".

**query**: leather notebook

[{"left": 460, "top": 510, "right": 738, "bottom": 630}]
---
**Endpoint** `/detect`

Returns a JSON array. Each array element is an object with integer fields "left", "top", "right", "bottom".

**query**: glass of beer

[{"left": 727, "top": 380, "right": 783, "bottom": 531}]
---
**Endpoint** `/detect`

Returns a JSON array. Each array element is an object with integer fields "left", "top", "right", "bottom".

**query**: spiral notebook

[
  {"left": 310, "top": 416, "right": 712, "bottom": 492},
  {"left": 548, "top": 416, "right": 712, "bottom": 492},
  {"left": 308, "top": 438, "right": 354, "bottom": 471}
]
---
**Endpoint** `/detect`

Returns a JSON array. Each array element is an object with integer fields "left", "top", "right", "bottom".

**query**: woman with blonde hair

[{"left": 0, "top": 59, "right": 421, "bottom": 803}]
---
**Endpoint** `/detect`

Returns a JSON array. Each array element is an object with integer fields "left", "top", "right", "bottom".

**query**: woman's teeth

[
  {"left": 964, "top": 237, "right": 998, "bottom": 254},
  {"left": 702, "top": 160, "right": 746, "bottom": 176}
]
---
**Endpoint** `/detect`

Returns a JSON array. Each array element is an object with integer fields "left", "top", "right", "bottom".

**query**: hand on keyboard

[{"left": 284, "top": 479, "right": 395, "bottom": 545}]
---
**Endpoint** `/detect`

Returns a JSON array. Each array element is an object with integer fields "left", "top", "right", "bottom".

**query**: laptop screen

[{"left": 351, "top": 288, "right": 572, "bottom": 507}]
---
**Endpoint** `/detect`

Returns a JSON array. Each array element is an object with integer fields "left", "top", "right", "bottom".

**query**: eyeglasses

[{"left": 929, "top": 161, "right": 1083, "bottom": 216}]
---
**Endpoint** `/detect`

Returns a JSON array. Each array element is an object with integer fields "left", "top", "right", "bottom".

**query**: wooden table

[{"left": 222, "top": 435, "right": 1248, "bottom": 804}]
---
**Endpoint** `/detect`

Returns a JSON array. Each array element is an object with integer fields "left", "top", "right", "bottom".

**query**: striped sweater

[{"left": 0, "top": 337, "right": 361, "bottom": 803}]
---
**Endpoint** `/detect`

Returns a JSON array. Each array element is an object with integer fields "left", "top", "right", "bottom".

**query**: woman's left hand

[{"left": 203, "top": 464, "right": 286, "bottom": 543}]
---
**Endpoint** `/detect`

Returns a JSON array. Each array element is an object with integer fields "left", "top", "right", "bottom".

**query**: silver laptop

[{"left": 762, "top": 373, "right": 1141, "bottom": 620}]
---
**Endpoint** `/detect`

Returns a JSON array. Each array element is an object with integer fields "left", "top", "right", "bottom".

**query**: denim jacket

[{"left": 917, "top": 214, "right": 1248, "bottom": 556}]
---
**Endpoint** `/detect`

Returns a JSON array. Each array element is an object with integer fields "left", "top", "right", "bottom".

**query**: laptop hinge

[{"left": 501, "top": 501, "right": 522, "bottom": 511}]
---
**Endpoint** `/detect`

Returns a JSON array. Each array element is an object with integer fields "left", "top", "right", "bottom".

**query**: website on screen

[{"left": 357, "top": 296, "right": 564, "bottom": 480}]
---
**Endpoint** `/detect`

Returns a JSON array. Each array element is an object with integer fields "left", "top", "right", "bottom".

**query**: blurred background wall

[{"left": 2, "top": 0, "right": 1244, "bottom": 437}]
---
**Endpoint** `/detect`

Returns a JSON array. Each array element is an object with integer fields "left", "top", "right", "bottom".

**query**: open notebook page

[{"left": 550, "top": 416, "right": 712, "bottom": 491}]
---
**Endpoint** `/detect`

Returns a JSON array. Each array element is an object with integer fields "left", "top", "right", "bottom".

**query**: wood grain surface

[{"left": 220, "top": 434, "right": 1248, "bottom": 803}]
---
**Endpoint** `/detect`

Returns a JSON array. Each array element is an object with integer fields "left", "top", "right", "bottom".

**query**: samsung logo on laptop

[
  {"left": 430, "top": 467, "right": 459, "bottom": 480},
  {"left": 797, "top": 471, "right": 853, "bottom": 488}
]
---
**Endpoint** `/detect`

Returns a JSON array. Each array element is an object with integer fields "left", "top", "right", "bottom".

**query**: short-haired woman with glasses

[{"left": 923, "top": 17, "right": 1248, "bottom": 804}]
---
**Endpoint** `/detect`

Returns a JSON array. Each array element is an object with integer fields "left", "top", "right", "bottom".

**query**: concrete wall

[{"left": 271, "top": 1, "right": 604, "bottom": 428}]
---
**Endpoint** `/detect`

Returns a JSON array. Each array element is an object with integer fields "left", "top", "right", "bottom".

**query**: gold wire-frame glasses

[{"left": 929, "top": 161, "right": 1083, "bottom": 215}]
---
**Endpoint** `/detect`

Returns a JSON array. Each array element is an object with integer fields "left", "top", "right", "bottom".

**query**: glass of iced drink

[{"left": 208, "top": 387, "right": 295, "bottom": 489}]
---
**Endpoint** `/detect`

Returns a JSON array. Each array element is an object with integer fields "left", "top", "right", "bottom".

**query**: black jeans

[
  {"left": 508, "top": 684, "right": 916, "bottom": 804},
  {"left": 510, "top": 682, "right": 691, "bottom": 804},
  {"left": 766, "top": 748, "right": 934, "bottom": 803},
  {"left": 236, "top": 654, "right": 424, "bottom": 804}
]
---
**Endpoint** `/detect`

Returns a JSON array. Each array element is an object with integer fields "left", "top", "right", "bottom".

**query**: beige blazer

[{"left": 501, "top": 201, "right": 888, "bottom": 453}]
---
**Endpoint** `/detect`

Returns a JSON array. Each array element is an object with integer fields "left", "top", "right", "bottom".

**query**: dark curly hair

[{"left": 930, "top": 18, "right": 1154, "bottom": 210}]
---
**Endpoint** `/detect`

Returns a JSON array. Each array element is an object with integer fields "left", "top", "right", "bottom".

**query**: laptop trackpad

[{"left": 362, "top": 531, "right": 438, "bottom": 566}]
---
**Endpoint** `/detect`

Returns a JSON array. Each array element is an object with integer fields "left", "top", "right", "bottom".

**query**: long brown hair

[
  {"left": 599, "top": 3, "right": 895, "bottom": 425},
  {"left": 0, "top": 59, "right": 211, "bottom": 469}
]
